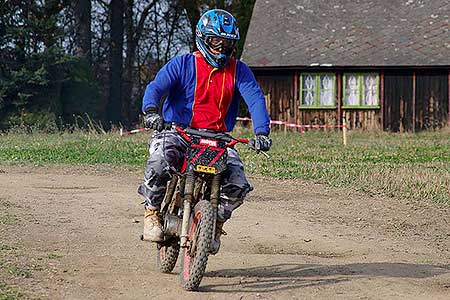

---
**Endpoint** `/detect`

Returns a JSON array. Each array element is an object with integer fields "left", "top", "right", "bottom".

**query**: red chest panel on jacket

[{"left": 190, "top": 51, "right": 237, "bottom": 132}]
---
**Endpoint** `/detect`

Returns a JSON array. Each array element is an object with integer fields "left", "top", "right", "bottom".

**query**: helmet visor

[{"left": 206, "top": 36, "right": 236, "bottom": 54}]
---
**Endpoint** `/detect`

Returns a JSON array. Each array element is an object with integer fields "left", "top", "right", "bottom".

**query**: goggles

[{"left": 206, "top": 36, "right": 236, "bottom": 53}]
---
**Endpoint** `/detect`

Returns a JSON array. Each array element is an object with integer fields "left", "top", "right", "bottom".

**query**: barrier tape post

[{"left": 342, "top": 115, "right": 347, "bottom": 146}]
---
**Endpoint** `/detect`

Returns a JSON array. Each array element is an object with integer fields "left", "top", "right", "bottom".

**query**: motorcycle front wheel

[{"left": 180, "top": 200, "right": 214, "bottom": 291}]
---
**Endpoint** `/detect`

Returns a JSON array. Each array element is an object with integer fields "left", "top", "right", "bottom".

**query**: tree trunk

[
  {"left": 107, "top": 0, "right": 124, "bottom": 125},
  {"left": 74, "top": 0, "right": 92, "bottom": 64},
  {"left": 122, "top": 0, "right": 134, "bottom": 126}
]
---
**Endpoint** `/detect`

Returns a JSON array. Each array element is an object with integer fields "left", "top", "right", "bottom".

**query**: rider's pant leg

[
  {"left": 218, "top": 148, "right": 253, "bottom": 221},
  {"left": 137, "top": 131, "right": 186, "bottom": 209}
]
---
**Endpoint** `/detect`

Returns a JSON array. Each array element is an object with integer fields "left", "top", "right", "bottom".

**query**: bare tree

[
  {"left": 107, "top": 0, "right": 124, "bottom": 125},
  {"left": 123, "top": 0, "right": 158, "bottom": 124},
  {"left": 179, "top": 0, "right": 201, "bottom": 51},
  {"left": 74, "top": 0, "right": 92, "bottom": 63}
]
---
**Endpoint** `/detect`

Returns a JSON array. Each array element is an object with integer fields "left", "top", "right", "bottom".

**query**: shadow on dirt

[{"left": 201, "top": 263, "right": 450, "bottom": 293}]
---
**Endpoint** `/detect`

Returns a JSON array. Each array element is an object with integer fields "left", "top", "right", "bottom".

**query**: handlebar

[{"left": 162, "top": 122, "right": 269, "bottom": 158}]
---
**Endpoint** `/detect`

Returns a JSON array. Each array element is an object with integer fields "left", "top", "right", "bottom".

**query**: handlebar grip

[{"left": 247, "top": 138, "right": 254, "bottom": 148}]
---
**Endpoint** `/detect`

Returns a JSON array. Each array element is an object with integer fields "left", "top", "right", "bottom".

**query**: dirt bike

[{"left": 154, "top": 124, "right": 264, "bottom": 291}]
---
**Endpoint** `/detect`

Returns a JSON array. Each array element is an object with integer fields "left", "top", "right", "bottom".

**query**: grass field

[{"left": 0, "top": 128, "right": 449, "bottom": 204}]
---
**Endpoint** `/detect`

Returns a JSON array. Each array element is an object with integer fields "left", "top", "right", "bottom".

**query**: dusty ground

[{"left": 1, "top": 164, "right": 450, "bottom": 300}]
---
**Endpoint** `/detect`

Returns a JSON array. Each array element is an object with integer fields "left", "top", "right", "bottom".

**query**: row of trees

[{"left": 0, "top": 0, "right": 256, "bottom": 131}]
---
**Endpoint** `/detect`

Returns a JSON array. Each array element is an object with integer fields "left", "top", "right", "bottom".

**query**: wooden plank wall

[
  {"left": 298, "top": 110, "right": 338, "bottom": 126},
  {"left": 255, "top": 71, "right": 380, "bottom": 130},
  {"left": 254, "top": 69, "right": 449, "bottom": 132},
  {"left": 415, "top": 71, "right": 449, "bottom": 130},
  {"left": 343, "top": 110, "right": 381, "bottom": 130},
  {"left": 383, "top": 71, "right": 414, "bottom": 132},
  {"left": 255, "top": 72, "right": 295, "bottom": 124}
]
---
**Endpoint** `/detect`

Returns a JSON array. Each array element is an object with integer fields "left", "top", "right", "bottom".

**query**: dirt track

[{"left": 1, "top": 164, "right": 450, "bottom": 300}]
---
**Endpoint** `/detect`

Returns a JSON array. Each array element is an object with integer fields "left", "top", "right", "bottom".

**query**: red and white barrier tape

[
  {"left": 120, "top": 118, "right": 344, "bottom": 136},
  {"left": 236, "top": 117, "right": 344, "bottom": 130},
  {"left": 119, "top": 127, "right": 150, "bottom": 136}
]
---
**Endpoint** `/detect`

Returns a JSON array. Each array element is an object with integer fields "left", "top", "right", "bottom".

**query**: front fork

[
  {"left": 180, "top": 170, "right": 221, "bottom": 248},
  {"left": 180, "top": 169, "right": 195, "bottom": 248},
  {"left": 209, "top": 173, "right": 221, "bottom": 244}
]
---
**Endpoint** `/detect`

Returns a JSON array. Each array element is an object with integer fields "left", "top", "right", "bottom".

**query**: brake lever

[{"left": 259, "top": 150, "right": 271, "bottom": 159}]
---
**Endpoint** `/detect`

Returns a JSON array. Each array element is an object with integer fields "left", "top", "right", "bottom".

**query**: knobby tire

[
  {"left": 180, "top": 200, "right": 214, "bottom": 291},
  {"left": 156, "top": 240, "right": 180, "bottom": 273}
]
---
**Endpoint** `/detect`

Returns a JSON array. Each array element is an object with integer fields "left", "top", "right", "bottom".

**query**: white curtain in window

[
  {"left": 345, "top": 75, "right": 359, "bottom": 105},
  {"left": 320, "top": 75, "right": 333, "bottom": 106},
  {"left": 303, "top": 75, "right": 315, "bottom": 106},
  {"left": 363, "top": 75, "right": 378, "bottom": 105}
]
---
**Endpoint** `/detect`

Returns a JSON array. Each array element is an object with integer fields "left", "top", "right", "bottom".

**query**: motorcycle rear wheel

[
  {"left": 180, "top": 200, "right": 213, "bottom": 291},
  {"left": 156, "top": 239, "right": 180, "bottom": 273}
]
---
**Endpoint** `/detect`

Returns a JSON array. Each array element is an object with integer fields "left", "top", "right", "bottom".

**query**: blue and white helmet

[{"left": 195, "top": 9, "right": 240, "bottom": 68}]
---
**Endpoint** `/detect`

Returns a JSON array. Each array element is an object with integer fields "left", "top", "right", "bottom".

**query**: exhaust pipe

[{"left": 164, "top": 214, "right": 182, "bottom": 237}]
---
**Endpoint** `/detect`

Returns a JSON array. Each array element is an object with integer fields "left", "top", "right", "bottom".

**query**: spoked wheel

[
  {"left": 180, "top": 200, "right": 214, "bottom": 291},
  {"left": 156, "top": 239, "right": 180, "bottom": 273}
]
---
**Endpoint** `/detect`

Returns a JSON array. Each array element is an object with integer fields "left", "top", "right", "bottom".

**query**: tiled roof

[{"left": 241, "top": 0, "right": 450, "bottom": 67}]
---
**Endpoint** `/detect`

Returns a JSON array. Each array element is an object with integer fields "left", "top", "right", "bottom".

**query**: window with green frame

[
  {"left": 300, "top": 73, "right": 336, "bottom": 108},
  {"left": 343, "top": 73, "right": 380, "bottom": 108}
]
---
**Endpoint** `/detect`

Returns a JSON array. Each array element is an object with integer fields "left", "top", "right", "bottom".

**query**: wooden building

[{"left": 241, "top": 0, "right": 450, "bottom": 131}]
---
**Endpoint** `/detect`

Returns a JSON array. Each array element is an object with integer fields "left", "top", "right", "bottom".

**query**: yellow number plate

[{"left": 195, "top": 165, "right": 216, "bottom": 174}]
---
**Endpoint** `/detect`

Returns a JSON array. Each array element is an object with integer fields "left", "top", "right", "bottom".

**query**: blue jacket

[{"left": 142, "top": 52, "right": 270, "bottom": 135}]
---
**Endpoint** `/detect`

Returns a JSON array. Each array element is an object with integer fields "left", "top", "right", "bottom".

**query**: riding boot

[
  {"left": 142, "top": 207, "right": 164, "bottom": 242},
  {"left": 210, "top": 220, "right": 226, "bottom": 255}
]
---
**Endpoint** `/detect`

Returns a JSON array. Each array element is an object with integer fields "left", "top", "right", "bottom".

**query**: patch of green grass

[
  {"left": 0, "top": 244, "right": 17, "bottom": 252},
  {"left": 0, "top": 128, "right": 449, "bottom": 204},
  {"left": 0, "top": 199, "right": 15, "bottom": 209},
  {"left": 0, "top": 242, "right": 33, "bottom": 300},
  {"left": 46, "top": 253, "right": 63, "bottom": 260},
  {"left": 0, "top": 215, "right": 18, "bottom": 226},
  {"left": 0, "top": 132, "right": 147, "bottom": 166},
  {"left": 5, "top": 267, "right": 32, "bottom": 279},
  {"left": 239, "top": 129, "right": 450, "bottom": 204},
  {"left": 0, "top": 248, "right": 32, "bottom": 279},
  {"left": 0, "top": 282, "right": 23, "bottom": 300}
]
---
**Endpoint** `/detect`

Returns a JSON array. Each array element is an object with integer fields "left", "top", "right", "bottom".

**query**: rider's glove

[
  {"left": 144, "top": 107, "right": 164, "bottom": 132},
  {"left": 254, "top": 134, "right": 272, "bottom": 152}
]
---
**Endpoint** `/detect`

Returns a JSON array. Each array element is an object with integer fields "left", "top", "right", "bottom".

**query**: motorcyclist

[{"left": 138, "top": 9, "right": 271, "bottom": 253}]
